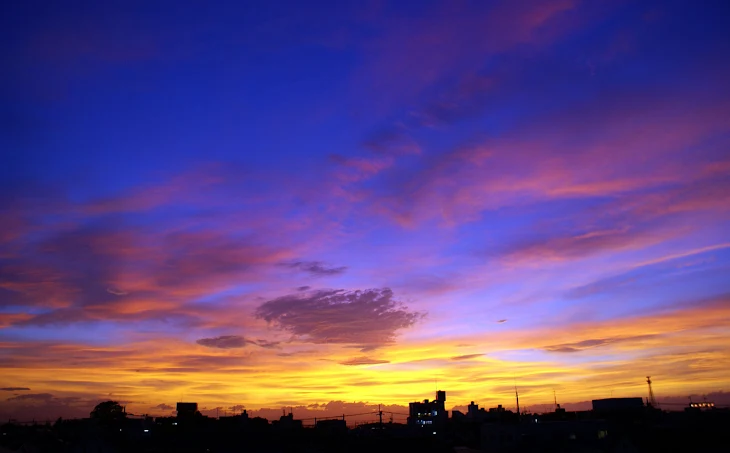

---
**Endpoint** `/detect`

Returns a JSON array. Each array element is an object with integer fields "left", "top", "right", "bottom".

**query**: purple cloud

[
  {"left": 543, "top": 335, "right": 658, "bottom": 353},
  {"left": 152, "top": 403, "right": 173, "bottom": 410},
  {"left": 255, "top": 288, "right": 424, "bottom": 349},
  {"left": 196, "top": 335, "right": 248, "bottom": 349},
  {"left": 282, "top": 261, "right": 348, "bottom": 276},
  {"left": 196, "top": 335, "right": 280, "bottom": 349}
]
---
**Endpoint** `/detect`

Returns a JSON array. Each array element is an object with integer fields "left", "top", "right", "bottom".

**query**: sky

[{"left": 1, "top": 0, "right": 730, "bottom": 421}]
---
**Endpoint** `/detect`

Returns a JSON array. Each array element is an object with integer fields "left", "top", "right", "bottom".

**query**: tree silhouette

[{"left": 90, "top": 400, "right": 126, "bottom": 421}]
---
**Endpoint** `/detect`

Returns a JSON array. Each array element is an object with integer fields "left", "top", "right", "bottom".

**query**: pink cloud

[
  {"left": 351, "top": 0, "right": 588, "bottom": 112},
  {"left": 347, "top": 90, "right": 730, "bottom": 227}
]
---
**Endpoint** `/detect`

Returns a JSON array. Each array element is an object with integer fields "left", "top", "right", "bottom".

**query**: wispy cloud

[
  {"left": 542, "top": 335, "right": 658, "bottom": 353},
  {"left": 450, "top": 354, "right": 483, "bottom": 361},
  {"left": 195, "top": 336, "right": 280, "bottom": 349},
  {"left": 339, "top": 357, "right": 390, "bottom": 366},
  {"left": 282, "top": 261, "right": 348, "bottom": 276},
  {"left": 6, "top": 393, "right": 55, "bottom": 401},
  {"left": 196, "top": 336, "right": 248, "bottom": 349}
]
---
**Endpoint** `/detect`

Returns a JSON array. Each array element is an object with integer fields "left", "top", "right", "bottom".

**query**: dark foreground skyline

[
  {"left": 2, "top": 390, "right": 729, "bottom": 453},
  {"left": 4, "top": 383, "right": 729, "bottom": 425},
  {"left": 2, "top": 0, "right": 730, "bottom": 421}
]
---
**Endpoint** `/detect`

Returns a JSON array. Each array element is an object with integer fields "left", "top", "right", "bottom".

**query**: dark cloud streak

[
  {"left": 450, "top": 353, "right": 483, "bottom": 361},
  {"left": 282, "top": 261, "right": 347, "bottom": 276},
  {"left": 196, "top": 335, "right": 280, "bottom": 349},
  {"left": 255, "top": 288, "right": 424, "bottom": 349},
  {"left": 543, "top": 335, "right": 658, "bottom": 353}
]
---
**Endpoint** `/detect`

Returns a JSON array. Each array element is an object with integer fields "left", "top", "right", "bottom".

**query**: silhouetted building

[
  {"left": 408, "top": 390, "right": 448, "bottom": 433},
  {"left": 219, "top": 410, "right": 249, "bottom": 429},
  {"left": 489, "top": 404, "right": 507, "bottom": 413},
  {"left": 463, "top": 401, "right": 492, "bottom": 423},
  {"left": 272, "top": 412, "right": 302, "bottom": 431},
  {"left": 176, "top": 402, "right": 198, "bottom": 418},
  {"left": 316, "top": 418, "right": 347, "bottom": 435},
  {"left": 481, "top": 419, "right": 609, "bottom": 452},
  {"left": 592, "top": 397, "right": 644, "bottom": 412}
]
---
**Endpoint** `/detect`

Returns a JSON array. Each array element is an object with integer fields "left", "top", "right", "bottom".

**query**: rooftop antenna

[
  {"left": 515, "top": 384, "right": 521, "bottom": 416},
  {"left": 646, "top": 376, "right": 658, "bottom": 408},
  {"left": 553, "top": 389, "right": 558, "bottom": 411}
]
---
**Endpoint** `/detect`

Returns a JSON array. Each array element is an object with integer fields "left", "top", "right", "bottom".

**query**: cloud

[
  {"left": 0, "top": 200, "right": 294, "bottom": 327},
  {"left": 283, "top": 261, "right": 347, "bottom": 276},
  {"left": 409, "top": 74, "right": 495, "bottom": 127},
  {"left": 0, "top": 387, "right": 30, "bottom": 391},
  {"left": 255, "top": 288, "right": 424, "bottom": 348},
  {"left": 352, "top": 0, "right": 583, "bottom": 112},
  {"left": 152, "top": 403, "right": 173, "bottom": 410},
  {"left": 195, "top": 335, "right": 280, "bottom": 349},
  {"left": 497, "top": 319, "right": 507, "bottom": 324},
  {"left": 339, "top": 357, "right": 390, "bottom": 366},
  {"left": 276, "top": 349, "right": 318, "bottom": 357},
  {"left": 196, "top": 335, "right": 248, "bottom": 349},
  {"left": 106, "top": 287, "right": 128, "bottom": 296},
  {"left": 450, "top": 354, "right": 483, "bottom": 361},
  {"left": 542, "top": 335, "right": 658, "bottom": 353},
  {"left": 229, "top": 404, "right": 245, "bottom": 412},
  {"left": 248, "top": 339, "right": 280, "bottom": 349},
  {"left": 6, "top": 393, "right": 55, "bottom": 401},
  {"left": 296, "top": 286, "right": 311, "bottom": 291},
  {"left": 499, "top": 227, "right": 675, "bottom": 264}
]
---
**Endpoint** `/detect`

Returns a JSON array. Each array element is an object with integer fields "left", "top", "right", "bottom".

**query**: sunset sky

[{"left": 2, "top": 0, "right": 730, "bottom": 421}]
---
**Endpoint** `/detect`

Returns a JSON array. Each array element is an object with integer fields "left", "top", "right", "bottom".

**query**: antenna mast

[{"left": 646, "top": 376, "right": 658, "bottom": 408}]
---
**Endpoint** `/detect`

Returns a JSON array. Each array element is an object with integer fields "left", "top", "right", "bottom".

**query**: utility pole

[{"left": 378, "top": 404, "right": 383, "bottom": 429}]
